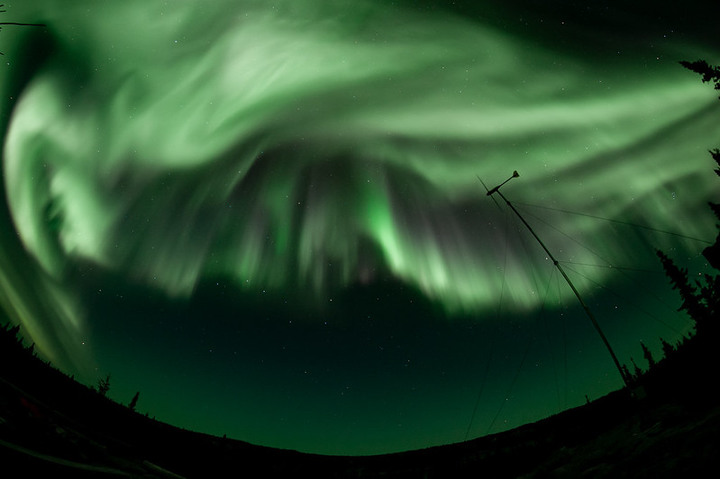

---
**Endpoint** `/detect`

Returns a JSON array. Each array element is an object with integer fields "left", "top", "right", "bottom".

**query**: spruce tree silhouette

[
  {"left": 129, "top": 391, "right": 140, "bottom": 411},
  {"left": 657, "top": 60, "right": 720, "bottom": 341},
  {"left": 656, "top": 250, "right": 709, "bottom": 329},
  {"left": 630, "top": 358, "right": 643, "bottom": 380},
  {"left": 702, "top": 148, "right": 720, "bottom": 269},
  {"left": 97, "top": 374, "right": 111, "bottom": 397},
  {"left": 679, "top": 60, "right": 720, "bottom": 98},
  {"left": 641, "top": 341, "right": 656, "bottom": 370},
  {"left": 660, "top": 337, "right": 676, "bottom": 360}
]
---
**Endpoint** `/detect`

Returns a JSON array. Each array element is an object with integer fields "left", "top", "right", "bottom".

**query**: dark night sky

[{"left": 1, "top": 0, "right": 719, "bottom": 455}]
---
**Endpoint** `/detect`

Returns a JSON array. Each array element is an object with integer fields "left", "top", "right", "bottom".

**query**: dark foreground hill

[{"left": 1, "top": 322, "right": 719, "bottom": 478}]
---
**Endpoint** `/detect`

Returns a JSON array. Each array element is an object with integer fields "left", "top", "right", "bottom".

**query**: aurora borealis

[{"left": 1, "top": 0, "right": 719, "bottom": 455}]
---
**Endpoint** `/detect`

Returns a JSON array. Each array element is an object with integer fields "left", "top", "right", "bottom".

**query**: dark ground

[{"left": 1, "top": 323, "right": 719, "bottom": 478}]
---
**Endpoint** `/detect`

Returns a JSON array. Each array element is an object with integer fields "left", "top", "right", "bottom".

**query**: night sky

[{"left": 1, "top": 0, "right": 719, "bottom": 455}]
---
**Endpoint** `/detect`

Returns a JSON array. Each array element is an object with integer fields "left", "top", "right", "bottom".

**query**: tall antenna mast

[{"left": 484, "top": 171, "right": 630, "bottom": 389}]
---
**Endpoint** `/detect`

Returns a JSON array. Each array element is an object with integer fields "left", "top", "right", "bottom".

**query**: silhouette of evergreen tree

[
  {"left": 703, "top": 148, "right": 720, "bottom": 269},
  {"left": 0, "top": 321, "right": 36, "bottom": 356},
  {"left": 640, "top": 341, "right": 656, "bottom": 370},
  {"left": 656, "top": 251, "right": 710, "bottom": 328},
  {"left": 128, "top": 391, "right": 140, "bottom": 411},
  {"left": 621, "top": 364, "right": 633, "bottom": 383},
  {"left": 657, "top": 60, "right": 720, "bottom": 355},
  {"left": 97, "top": 374, "right": 111, "bottom": 397},
  {"left": 679, "top": 60, "right": 720, "bottom": 98},
  {"left": 659, "top": 337, "right": 676, "bottom": 360},
  {"left": 630, "top": 358, "right": 643, "bottom": 380}
]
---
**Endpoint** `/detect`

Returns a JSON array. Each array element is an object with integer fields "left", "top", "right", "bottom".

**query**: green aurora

[{"left": 1, "top": 0, "right": 719, "bottom": 455}]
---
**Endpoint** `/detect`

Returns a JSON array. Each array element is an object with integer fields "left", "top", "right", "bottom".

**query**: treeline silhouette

[
  {"left": 1, "top": 59, "right": 720, "bottom": 478},
  {"left": 0, "top": 319, "right": 343, "bottom": 477},
  {"left": 622, "top": 59, "right": 720, "bottom": 402},
  {"left": 0, "top": 321, "right": 120, "bottom": 401}
]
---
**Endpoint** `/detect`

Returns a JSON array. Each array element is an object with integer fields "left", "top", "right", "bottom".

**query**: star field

[{"left": 1, "top": 0, "right": 719, "bottom": 455}]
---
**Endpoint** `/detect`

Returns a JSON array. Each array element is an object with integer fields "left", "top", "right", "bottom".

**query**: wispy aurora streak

[{"left": 1, "top": 0, "right": 720, "bottom": 450}]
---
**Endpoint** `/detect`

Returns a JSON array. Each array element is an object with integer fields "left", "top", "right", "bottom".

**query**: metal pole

[{"left": 486, "top": 173, "right": 630, "bottom": 388}]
